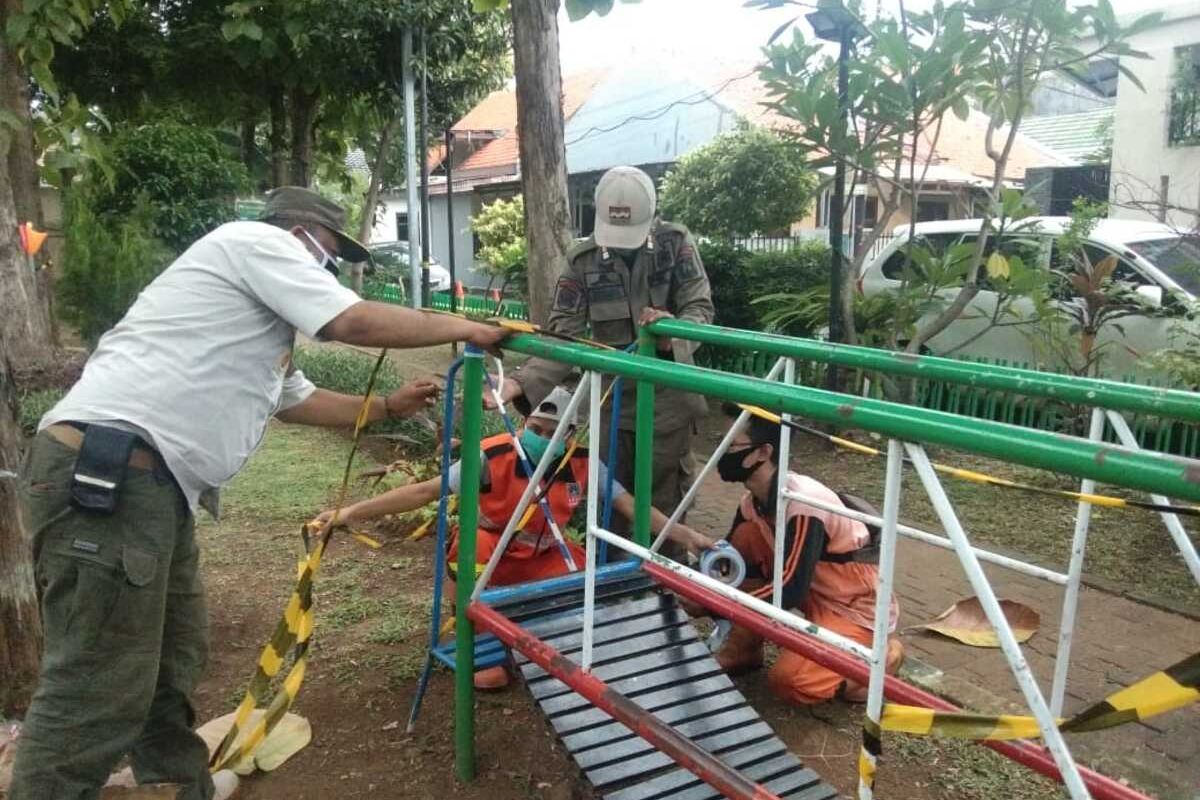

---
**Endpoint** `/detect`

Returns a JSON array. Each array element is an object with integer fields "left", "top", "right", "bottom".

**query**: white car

[
  {"left": 858, "top": 218, "right": 1199, "bottom": 379},
  {"left": 364, "top": 241, "right": 453, "bottom": 291}
]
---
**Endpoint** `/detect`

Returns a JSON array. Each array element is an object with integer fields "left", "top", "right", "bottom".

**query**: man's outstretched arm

[{"left": 320, "top": 301, "right": 508, "bottom": 354}]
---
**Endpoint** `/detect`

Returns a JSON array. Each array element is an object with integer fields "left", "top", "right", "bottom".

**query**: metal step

[{"left": 498, "top": 575, "right": 842, "bottom": 800}]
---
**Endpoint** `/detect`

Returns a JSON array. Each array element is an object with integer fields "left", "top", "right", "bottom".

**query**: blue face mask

[{"left": 520, "top": 428, "right": 566, "bottom": 465}]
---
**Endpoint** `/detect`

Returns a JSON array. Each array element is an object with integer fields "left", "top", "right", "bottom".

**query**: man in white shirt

[{"left": 12, "top": 187, "right": 507, "bottom": 800}]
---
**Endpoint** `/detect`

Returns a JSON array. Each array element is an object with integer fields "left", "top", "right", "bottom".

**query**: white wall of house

[
  {"left": 370, "top": 195, "right": 408, "bottom": 243},
  {"left": 1108, "top": 10, "right": 1200, "bottom": 229},
  {"left": 371, "top": 191, "right": 489, "bottom": 288},
  {"left": 428, "top": 191, "right": 486, "bottom": 287}
]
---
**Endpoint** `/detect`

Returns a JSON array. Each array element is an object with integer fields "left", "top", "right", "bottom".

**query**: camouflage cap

[{"left": 260, "top": 186, "right": 369, "bottom": 262}]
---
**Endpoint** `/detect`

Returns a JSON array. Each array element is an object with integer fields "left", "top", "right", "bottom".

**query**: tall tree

[
  {"left": 0, "top": 147, "right": 41, "bottom": 717},
  {"left": 508, "top": 0, "right": 571, "bottom": 324},
  {"left": 474, "top": 0, "right": 637, "bottom": 323}
]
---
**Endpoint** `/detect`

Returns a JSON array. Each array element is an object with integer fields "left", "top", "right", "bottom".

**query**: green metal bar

[
  {"left": 650, "top": 319, "right": 1200, "bottom": 423},
  {"left": 455, "top": 345, "right": 485, "bottom": 781},
  {"left": 634, "top": 329, "right": 655, "bottom": 547},
  {"left": 502, "top": 334, "right": 1200, "bottom": 503}
]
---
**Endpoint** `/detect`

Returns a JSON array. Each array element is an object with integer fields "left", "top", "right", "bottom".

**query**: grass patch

[
  {"left": 18, "top": 388, "right": 66, "bottom": 435},
  {"left": 366, "top": 597, "right": 425, "bottom": 645},
  {"left": 889, "top": 734, "right": 1063, "bottom": 800},
  {"left": 213, "top": 422, "right": 374, "bottom": 523}
]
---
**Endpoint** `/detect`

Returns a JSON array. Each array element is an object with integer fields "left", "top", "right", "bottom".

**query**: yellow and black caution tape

[
  {"left": 877, "top": 650, "right": 1200, "bottom": 741},
  {"left": 738, "top": 404, "right": 1200, "bottom": 518},
  {"left": 858, "top": 717, "right": 881, "bottom": 796},
  {"left": 209, "top": 350, "right": 390, "bottom": 773}
]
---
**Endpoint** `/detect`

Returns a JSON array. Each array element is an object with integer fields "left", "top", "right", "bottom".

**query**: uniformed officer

[{"left": 487, "top": 166, "right": 714, "bottom": 555}]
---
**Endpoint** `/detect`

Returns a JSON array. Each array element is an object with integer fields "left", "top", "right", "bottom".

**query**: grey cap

[
  {"left": 260, "top": 186, "right": 370, "bottom": 262},
  {"left": 529, "top": 386, "right": 577, "bottom": 426},
  {"left": 593, "top": 166, "right": 656, "bottom": 249}
]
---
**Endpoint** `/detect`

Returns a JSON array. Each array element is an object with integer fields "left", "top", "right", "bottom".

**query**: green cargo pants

[
  {"left": 10, "top": 431, "right": 213, "bottom": 800},
  {"left": 599, "top": 422, "right": 696, "bottom": 560}
]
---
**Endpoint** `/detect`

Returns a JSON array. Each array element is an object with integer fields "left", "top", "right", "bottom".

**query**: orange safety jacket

[
  {"left": 471, "top": 433, "right": 590, "bottom": 559},
  {"left": 727, "top": 471, "right": 899, "bottom": 632}
]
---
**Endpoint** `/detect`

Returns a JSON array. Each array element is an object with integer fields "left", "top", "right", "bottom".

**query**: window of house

[
  {"left": 1169, "top": 44, "right": 1200, "bottom": 147},
  {"left": 916, "top": 198, "right": 951, "bottom": 222},
  {"left": 395, "top": 212, "right": 410, "bottom": 242},
  {"left": 862, "top": 196, "right": 879, "bottom": 229}
]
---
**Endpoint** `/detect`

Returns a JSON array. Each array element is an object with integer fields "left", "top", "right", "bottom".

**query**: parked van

[{"left": 858, "top": 218, "right": 1199, "bottom": 379}]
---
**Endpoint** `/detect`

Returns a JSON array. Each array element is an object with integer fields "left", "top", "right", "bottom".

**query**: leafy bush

[
  {"left": 86, "top": 120, "right": 249, "bottom": 252},
  {"left": 18, "top": 389, "right": 66, "bottom": 436},
  {"left": 698, "top": 240, "right": 830, "bottom": 331},
  {"left": 471, "top": 195, "right": 527, "bottom": 294},
  {"left": 57, "top": 192, "right": 175, "bottom": 344},
  {"left": 659, "top": 125, "right": 817, "bottom": 238},
  {"left": 292, "top": 345, "right": 506, "bottom": 452}
]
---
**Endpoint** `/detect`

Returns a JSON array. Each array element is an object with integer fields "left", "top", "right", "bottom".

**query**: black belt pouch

[{"left": 70, "top": 424, "right": 138, "bottom": 514}]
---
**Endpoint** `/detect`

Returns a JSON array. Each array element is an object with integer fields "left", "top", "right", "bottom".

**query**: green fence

[{"left": 363, "top": 281, "right": 1199, "bottom": 458}]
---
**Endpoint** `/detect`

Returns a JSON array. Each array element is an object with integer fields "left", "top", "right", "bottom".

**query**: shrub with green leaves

[
  {"left": 57, "top": 192, "right": 174, "bottom": 344},
  {"left": 698, "top": 239, "right": 830, "bottom": 331},
  {"left": 86, "top": 120, "right": 249, "bottom": 252},
  {"left": 18, "top": 389, "right": 67, "bottom": 436},
  {"left": 659, "top": 125, "right": 818, "bottom": 238},
  {"left": 471, "top": 195, "right": 527, "bottom": 294}
]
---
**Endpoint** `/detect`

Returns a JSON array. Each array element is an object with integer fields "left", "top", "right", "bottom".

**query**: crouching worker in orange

[
  {"left": 316, "top": 387, "right": 714, "bottom": 688},
  {"left": 711, "top": 404, "right": 903, "bottom": 705}
]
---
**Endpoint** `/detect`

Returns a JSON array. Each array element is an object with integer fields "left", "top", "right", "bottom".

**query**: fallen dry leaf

[
  {"left": 197, "top": 710, "right": 312, "bottom": 775},
  {"left": 919, "top": 596, "right": 1040, "bottom": 647}
]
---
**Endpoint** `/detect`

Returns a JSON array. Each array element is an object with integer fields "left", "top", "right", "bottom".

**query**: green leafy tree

[
  {"left": 471, "top": 195, "right": 528, "bottom": 295},
  {"left": 756, "top": 0, "right": 1160, "bottom": 366},
  {"left": 659, "top": 125, "right": 817, "bottom": 238},
  {"left": 87, "top": 120, "right": 249, "bottom": 252},
  {"left": 57, "top": 192, "right": 173, "bottom": 344},
  {"left": 469, "top": 0, "right": 639, "bottom": 322}
]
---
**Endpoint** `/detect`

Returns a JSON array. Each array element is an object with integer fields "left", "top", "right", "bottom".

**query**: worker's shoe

[
  {"left": 841, "top": 637, "right": 906, "bottom": 703},
  {"left": 715, "top": 624, "right": 765, "bottom": 675},
  {"left": 474, "top": 665, "right": 511, "bottom": 691},
  {"left": 212, "top": 769, "right": 240, "bottom": 800}
]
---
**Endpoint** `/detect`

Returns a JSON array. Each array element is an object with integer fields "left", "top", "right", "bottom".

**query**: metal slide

[{"left": 485, "top": 569, "right": 841, "bottom": 800}]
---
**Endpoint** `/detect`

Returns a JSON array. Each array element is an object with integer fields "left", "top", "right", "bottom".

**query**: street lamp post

[{"left": 807, "top": 3, "right": 865, "bottom": 393}]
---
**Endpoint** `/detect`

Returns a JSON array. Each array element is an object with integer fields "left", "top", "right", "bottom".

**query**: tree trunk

[
  {"left": 288, "top": 87, "right": 319, "bottom": 188},
  {"left": 269, "top": 86, "right": 288, "bottom": 189},
  {"left": 352, "top": 112, "right": 400, "bottom": 295},
  {"left": 1, "top": 0, "right": 40, "bottom": 228},
  {"left": 0, "top": 21, "right": 52, "bottom": 368},
  {"left": 240, "top": 116, "right": 257, "bottom": 175},
  {"left": 360, "top": 113, "right": 398, "bottom": 244},
  {"left": 0, "top": 163, "right": 42, "bottom": 717},
  {"left": 510, "top": 0, "right": 573, "bottom": 325}
]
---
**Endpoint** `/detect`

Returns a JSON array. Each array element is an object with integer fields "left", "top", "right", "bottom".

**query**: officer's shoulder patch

[
  {"left": 566, "top": 236, "right": 599, "bottom": 262},
  {"left": 553, "top": 276, "right": 585, "bottom": 313}
]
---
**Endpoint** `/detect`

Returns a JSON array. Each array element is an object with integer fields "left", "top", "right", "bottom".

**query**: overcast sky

[{"left": 556, "top": 0, "right": 1196, "bottom": 75}]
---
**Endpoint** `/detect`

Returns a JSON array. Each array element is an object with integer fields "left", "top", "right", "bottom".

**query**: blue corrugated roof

[{"left": 565, "top": 69, "right": 740, "bottom": 174}]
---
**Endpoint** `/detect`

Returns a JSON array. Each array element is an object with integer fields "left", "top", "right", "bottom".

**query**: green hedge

[{"left": 698, "top": 240, "right": 829, "bottom": 331}]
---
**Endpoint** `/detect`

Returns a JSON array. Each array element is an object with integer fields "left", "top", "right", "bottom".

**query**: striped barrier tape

[
  {"left": 877, "top": 650, "right": 1200, "bottom": 741},
  {"left": 738, "top": 404, "right": 1200, "bottom": 518},
  {"left": 208, "top": 350, "right": 389, "bottom": 772},
  {"left": 858, "top": 717, "right": 881, "bottom": 799}
]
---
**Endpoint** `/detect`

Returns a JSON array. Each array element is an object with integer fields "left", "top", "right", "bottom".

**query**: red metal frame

[
  {"left": 467, "top": 601, "right": 783, "bottom": 800},
  {"left": 645, "top": 562, "right": 1152, "bottom": 800}
]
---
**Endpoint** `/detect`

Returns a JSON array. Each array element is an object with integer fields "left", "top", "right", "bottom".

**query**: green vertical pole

[
  {"left": 455, "top": 344, "right": 484, "bottom": 781},
  {"left": 634, "top": 329, "right": 656, "bottom": 547}
]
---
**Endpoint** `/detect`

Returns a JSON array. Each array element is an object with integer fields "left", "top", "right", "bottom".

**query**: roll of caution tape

[{"left": 699, "top": 541, "right": 747, "bottom": 588}]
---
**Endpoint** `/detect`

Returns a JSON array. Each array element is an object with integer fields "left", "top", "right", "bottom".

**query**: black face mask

[{"left": 717, "top": 445, "right": 763, "bottom": 483}]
